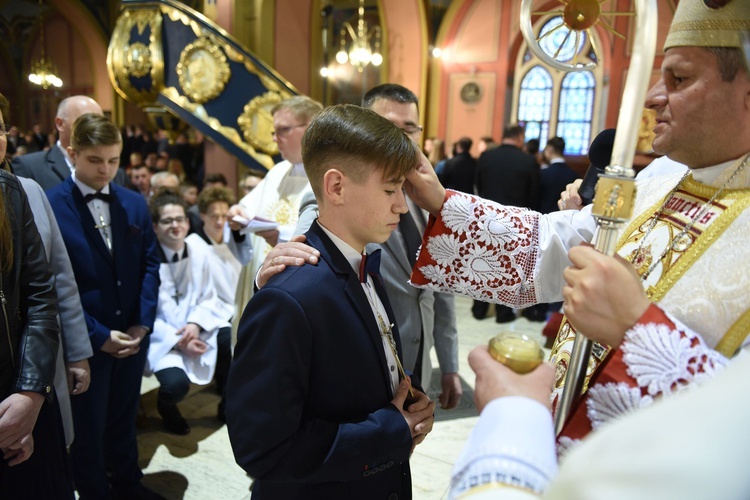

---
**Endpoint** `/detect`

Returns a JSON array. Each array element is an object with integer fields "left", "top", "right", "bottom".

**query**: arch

[{"left": 511, "top": 13, "right": 605, "bottom": 155}]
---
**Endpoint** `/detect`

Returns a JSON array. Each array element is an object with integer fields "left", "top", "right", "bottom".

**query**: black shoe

[
  {"left": 217, "top": 399, "right": 226, "bottom": 423},
  {"left": 522, "top": 307, "right": 548, "bottom": 322},
  {"left": 157, "top": 401, "right": 190, "bottom": 435},
  {"left": 472, "top": 301, "right": 489, "bottom": 320},
  {"left": 112, "top": 482, "right": 166, "bottom": 500},
  {"left": 495, "top": 310, "right": 516, "bottom": 323}
]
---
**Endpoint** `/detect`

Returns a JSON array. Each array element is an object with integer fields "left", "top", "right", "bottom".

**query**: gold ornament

[
  {"left": 176, "top": 36, "right": 231, "bottom": 104},
  {"left": 237, "top": 92, "right": 283, "bottom": 156}
]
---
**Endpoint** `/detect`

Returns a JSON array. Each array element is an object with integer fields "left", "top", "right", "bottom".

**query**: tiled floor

[{"left": 136, "top": 296, "right": 549, "bottom": 499}]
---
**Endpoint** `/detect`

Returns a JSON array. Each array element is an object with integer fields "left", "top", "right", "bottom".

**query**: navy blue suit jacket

[
  {"left": 227, "top": 222, "right": 415, "bottom": 499},
  {"left": 538, "top": 161, "right": 580, "bottom": 214},
  {"left": 46, "top": 177, "right": 160, "bottom": 350}
]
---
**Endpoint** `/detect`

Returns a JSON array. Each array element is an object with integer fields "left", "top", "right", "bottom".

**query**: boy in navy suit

[
  {"left": 227, "top": 105, "right": 435, "bottom": 499},
  {"left": 46, "top": 114, "right": 161, "bottom": 499}
]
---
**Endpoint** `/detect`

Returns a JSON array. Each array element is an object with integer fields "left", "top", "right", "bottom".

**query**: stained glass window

[
  {"left": 518, "top": 65, "right": 553, "bottom": 146},
  {"left": 539, "top": 17, "right": 586, "bottom": 63},
  {"left": 514, "top": 15, "right": 600, "bottom": 156},
  {"left": 557, "top": 71, "right": 595, "bottom": 155}
]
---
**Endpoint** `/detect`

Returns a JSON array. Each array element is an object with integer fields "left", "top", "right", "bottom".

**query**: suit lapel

[
  {"left": 306, "top": 224, "right": 393, "bottom": 392},
  {"left": 48, "top": 147, "right": 71, "bottom": 183},
  {"left": 109, "top": 186, "right": 130, "bottom": 272},
  {"left": 67, "top": 179, "right": 114, "bottom": 263}
]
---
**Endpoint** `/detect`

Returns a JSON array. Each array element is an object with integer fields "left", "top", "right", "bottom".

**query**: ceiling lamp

[
  {"left": 28, "top": 0, "right": 62, "bottom": 89},
  {"left": 335, "top": 0, "right": 382, "bottom": 72}
]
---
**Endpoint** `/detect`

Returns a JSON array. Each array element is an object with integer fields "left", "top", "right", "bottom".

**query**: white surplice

[{"left": 147, "top": 241, "right": 235, "bottom": 384}]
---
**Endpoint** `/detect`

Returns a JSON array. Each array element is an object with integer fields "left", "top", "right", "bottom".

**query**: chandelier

[
  {"left": 335, "top": 0, "right": 382, "bottom": 72},
  {"left": 28, "top": 0, "right": 62, "bottom": 89}
]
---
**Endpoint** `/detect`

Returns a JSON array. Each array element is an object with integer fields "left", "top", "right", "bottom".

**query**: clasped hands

[
  {"left": 174, "top": 323, "right": 208, "bottom": 358},
  {"left": 391, "top": 377, "right": 435, "bottom": 454},
  {"left": 101, "top": 325, "right": 148, "bottom": 358}
]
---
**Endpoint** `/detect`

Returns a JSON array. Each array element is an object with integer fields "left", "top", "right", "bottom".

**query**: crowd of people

[{"left": 1, "top": 0, "right": 749, "bottom": 498}]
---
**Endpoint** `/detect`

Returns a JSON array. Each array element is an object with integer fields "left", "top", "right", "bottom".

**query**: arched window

[
  {"left": 512, "top": 16, "right": 603, "bottom": 156},
  {"left": 518, "top": 66, "right": 553, "bottom": 147},
  {"left": 557, "top": 71, "right": 596, "bottom": 155}
]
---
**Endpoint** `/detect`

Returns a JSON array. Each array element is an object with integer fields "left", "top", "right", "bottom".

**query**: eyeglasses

[
  {"left": 0, "top": 124, "right": 14, "bottom": 137},
  {"left": 272, "top": 124, "right": 306, "bottom": 138},
  {"left": 158, "top": 216, "right": 189, "bottom": 226},
  {"left": 401, "top": 125, "right": 423, "bottom": 137}
]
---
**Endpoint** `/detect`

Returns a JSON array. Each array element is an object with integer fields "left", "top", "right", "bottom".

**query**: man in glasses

[{"left": 228, "top": 96, "right": 323, "bottom": 326}]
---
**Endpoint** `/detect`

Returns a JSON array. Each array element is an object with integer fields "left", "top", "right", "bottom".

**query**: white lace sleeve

[
  {"left": 585, "top": 313, "right": 729, "bottom": 432},
  {"left": 411, "top": 191, "right": 597, "bottom": 307}
]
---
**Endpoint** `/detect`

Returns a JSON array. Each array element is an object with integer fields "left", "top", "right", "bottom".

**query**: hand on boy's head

[
  {"left": 404, "top": 150, "right": 446, "bottom": 216},
  {"left": 257, "top": 235, "right": 320, "bottom": 289}
]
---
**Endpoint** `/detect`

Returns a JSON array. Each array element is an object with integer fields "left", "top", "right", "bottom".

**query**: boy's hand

[
  {"left": 102, "top": 330, "right": 141, "bottom": 358},
  {"left": 182, "top": 338, "right": 208, "bottom": 358},
  {"left": 391, "top": 378, "right": 435, "bottom": 453},
  {"left": 176, "top": 323, "right": 201, "bottom": 350}
]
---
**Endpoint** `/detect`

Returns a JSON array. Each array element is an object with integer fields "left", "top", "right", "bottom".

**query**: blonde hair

[{"left": 271, "top": 96, "right": 323, "bottom": 124}]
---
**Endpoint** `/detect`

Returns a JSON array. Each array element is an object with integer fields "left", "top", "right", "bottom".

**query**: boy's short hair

[
  {"left": 149, "top": 191, "right": 187, "bottom": 223},
  {"left": 302, "top": 104, "right": 419, "bottom": 200},
  {"left": 197, "top": 186, "right": 235, "bottom": 214}
]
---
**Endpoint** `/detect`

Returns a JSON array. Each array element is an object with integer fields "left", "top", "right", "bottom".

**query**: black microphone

[{"left": 579, "top": 129, "right": 616, "bottom": 205}]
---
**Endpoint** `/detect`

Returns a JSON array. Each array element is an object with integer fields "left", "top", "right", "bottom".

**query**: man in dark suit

[
  {"left": 13, "top": 95, "right": 128, "bottom": 190},
  {"left": 440, "top": 136, "right": 476, "bottom": 194},
  {"left": 46, "top": 114, "right": 161, "bottom": 499},
  {"left": 227, "top": 105, "right": 434, "bottom": 499},
  {"left": 538, "top": 136, "right": 579, "bottom": 215},
  {"left": 474, "top": 124, "right": 539, "bottom": 322}
]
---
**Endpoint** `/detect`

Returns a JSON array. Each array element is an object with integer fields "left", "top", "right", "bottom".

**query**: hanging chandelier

[
  {"left": 335, "top": 0, "right": 382, "bottom": 72},
  {"left": 28, "top": 0, "right": 63, "bottom": 89}
]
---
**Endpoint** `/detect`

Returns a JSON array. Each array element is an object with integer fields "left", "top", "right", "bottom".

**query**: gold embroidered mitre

[{"left": 664, "top": 0, "right": 750, "bottom": 50}]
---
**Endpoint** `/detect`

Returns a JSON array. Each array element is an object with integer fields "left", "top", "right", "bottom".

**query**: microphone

[{"left": 579, "top": 129, "right": 616, "bottom": 205}]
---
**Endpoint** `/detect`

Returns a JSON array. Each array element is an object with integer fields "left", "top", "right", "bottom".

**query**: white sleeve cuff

[{"left": 450, "top": 397, "right": 558, "bottom": 499}]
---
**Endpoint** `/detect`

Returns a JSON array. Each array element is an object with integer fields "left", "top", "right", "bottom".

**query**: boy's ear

[{"left": 322, "top": 168, "right": 345, "bottom": 206}]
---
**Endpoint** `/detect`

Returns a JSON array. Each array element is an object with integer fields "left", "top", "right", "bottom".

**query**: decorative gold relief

[
  {"left": 161, "top": 87, "right": 275, "bottom": 170},
  {"left": 237, "top": 92, "right": 283, "bottom": 156},
  {"left": 176, "top": 36, "right": 231, "bottom": 104},
  {"left": 124, "top": 42, "right": 152, "bottom": 78},
  {"left": 107, "top": 8, "right": 164, "bottom": 103}
]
